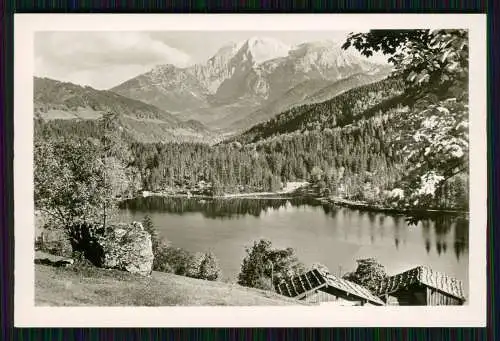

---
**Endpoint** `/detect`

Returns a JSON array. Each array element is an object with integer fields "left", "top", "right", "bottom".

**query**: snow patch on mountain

[{"left": 241, "top": 37, "right": 291, "bottom": 64}]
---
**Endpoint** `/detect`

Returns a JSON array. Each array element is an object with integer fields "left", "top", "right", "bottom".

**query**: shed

[
  {"left": 375, "top": 266, "right": 466, "bottom": 306},
  {"left": 275, "top": 269, "right": 385, "bottom": 306}
]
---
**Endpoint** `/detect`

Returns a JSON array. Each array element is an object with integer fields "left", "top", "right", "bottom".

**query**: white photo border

[{"left": 14, "top": 13, "right": 487, "bottom": 327}]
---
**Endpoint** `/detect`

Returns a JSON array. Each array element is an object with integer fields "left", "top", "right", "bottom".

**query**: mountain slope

[
  {"left": 34, "top": 77, "right": 215, "bottom": 143},
  {"left": 109, "top": 65, "right": 211, "bottom": 114},
  {"left": 228, "top": 67, "right": 392, "bottom": 131},
  {"left": 110, "top": 38, "right": 388, "bottom": 131},
  {"left": 219, "top": 78, "right": 332, "bottom": 131},
  {"left": 230, "top": 76, "right": 406, "bottom": 145},
  {"left": 303, "top": 69, "right": 392, "bottom": 105}
]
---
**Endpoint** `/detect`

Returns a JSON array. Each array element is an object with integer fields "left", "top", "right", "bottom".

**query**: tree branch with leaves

[{"left": 343, "top": 30, "right": 469, "bottom": 211}]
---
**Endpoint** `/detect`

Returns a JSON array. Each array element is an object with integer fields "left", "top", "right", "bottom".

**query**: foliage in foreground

[{"left": 343, "top": 29, "right": 469, "bottom": 210}]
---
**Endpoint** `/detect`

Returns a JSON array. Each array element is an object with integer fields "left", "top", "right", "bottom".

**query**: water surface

[{"left": 119, "top": 197, "right": 469, "bottom": 295}]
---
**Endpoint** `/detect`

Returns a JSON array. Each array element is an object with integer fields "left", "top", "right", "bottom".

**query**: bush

[
  {"left": 186, "top": 251, "right": 222, "bottom": 281},
  {"left": 152, "top": 244, "right": 190, "bottom": 275},
  {"left": 141, "top": 215, "right": 175, "bottom": 273},
  {"left": 151, "top": 242, "right": 173, "bottom": 273},
  {"left": 71, "top": 250, "right": 97, "bottom": 268},
  {"left": 342, "top": 258, "right": 387, "bottom": 292},
  {"left": 254, "top": 276, "right": 274, "bottom": 291}
]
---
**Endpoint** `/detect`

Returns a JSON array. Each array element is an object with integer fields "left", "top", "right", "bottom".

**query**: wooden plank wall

[
  {"left": 303, "top": 290, "right": 341, "bottom": 304},
  {"left": 426, "top": 287, "right": 464, "bottom": 305},
  {"left": 302, "top": 288, "right": 365, "bottom": 305},
  {"left": 386, "top": 287, "right": 426, "bottom": 306},
  {"left": 384, "top": 287, "right": 464, "bottom": 306}
]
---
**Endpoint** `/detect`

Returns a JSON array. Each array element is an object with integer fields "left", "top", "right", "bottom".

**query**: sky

[{"left": 35, "top": 31, "right": 387, "bottom": 90}]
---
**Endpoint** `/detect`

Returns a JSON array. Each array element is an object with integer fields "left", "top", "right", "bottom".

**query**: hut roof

[
  {"left": 375, "top": 266, "right": 466, "bottom": 301},
  {"left": 275, "top": 269, "right": 385, "bottom": 305}
]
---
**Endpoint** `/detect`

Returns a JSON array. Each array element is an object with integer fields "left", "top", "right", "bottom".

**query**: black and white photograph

[{"left": 14, "top": 14, "right": 487, "bottom": 327}]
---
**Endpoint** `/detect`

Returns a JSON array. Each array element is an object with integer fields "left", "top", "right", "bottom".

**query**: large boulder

[
  {"left": 95, "top": 222, "right": 154, "bottom": 276},
  {"left": 71, "top": 221, "right": 154, "bottom": 276}
]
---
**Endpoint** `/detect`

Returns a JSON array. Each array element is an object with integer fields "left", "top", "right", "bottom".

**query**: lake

[{"left": 119, "top": 197, "right": 469, "bottom": 295}]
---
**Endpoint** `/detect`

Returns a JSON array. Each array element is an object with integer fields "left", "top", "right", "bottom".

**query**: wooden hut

[
  {"left": 375, "top": 266, "right": 466, "bottom": 306},
  {"left": 275, "top": 269, "right": 385, "bottom": 306}
]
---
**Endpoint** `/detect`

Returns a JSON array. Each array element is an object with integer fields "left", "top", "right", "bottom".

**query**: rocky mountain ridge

[{"left": 110, "top": 37, "right": 390, "bottom": 131}]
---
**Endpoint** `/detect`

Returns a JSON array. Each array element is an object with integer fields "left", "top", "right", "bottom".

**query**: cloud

[{"left": 35, "top": 32, "right": 194, "bottom": 89}]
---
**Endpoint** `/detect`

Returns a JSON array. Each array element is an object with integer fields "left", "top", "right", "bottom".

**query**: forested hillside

[
  {"left": 303, "top": 71, "right": 391, "bottom": 105},
  {"left": 231, "top": 76, "right": 406, "bottom": 144},
  {"left": 34, "top": 77, "right": 214, "bottom": 144}
]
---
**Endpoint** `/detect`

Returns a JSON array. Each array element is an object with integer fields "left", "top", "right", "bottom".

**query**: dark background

[{"left": 1, "top": 1, "right": 495, "bottom": 340}]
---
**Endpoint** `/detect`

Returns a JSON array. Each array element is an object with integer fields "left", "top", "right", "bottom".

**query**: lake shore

[
  {"left": 120, "top": 182, "right": 468, "bottom": 217},
  {"left": 317, "top": 197, "right": 469, "bottom": 217},
  {"left": 123, "top": 192, "right": 296, "bottom": 201},
  {"left": 122, "top": 182, "right": 310, "bottom": 201}
]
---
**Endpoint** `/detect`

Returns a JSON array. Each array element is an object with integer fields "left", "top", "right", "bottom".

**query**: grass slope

[{"left": 35, "top": 264, "right": 306, "bottom": 306}]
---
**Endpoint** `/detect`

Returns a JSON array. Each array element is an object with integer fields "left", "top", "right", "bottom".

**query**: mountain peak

[
  {"left": 210, "top": 41, "right": 243, "bottom": 61},
  {"left": 240, "top": 36, "right": 290, "bottom": 64}
]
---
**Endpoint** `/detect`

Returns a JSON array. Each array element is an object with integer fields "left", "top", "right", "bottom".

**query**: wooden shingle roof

[
  {"left": 275, "top": 269, "right": 385, "bottom": 305},
  {"left": 375, "top": 266, "right": 466, "bottom": 301}
]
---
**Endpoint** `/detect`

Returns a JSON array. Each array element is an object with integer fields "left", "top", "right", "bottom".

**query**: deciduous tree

[
  {"left": 238, "top": 239, "right": 305, "bottom": 290},
  {"left": 34, "top": 137, "right": 112, "bottom": 231}
]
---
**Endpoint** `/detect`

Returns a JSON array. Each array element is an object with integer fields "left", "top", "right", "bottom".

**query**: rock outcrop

[
  {"left": 95, "top": 222, "right": 153, "bottom": 276},
  {"left": 70, "top": 221, "right": 154, "bottom": 276}
]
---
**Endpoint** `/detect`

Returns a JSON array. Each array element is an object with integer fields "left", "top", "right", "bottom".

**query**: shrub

[
  {"left": 342, "top": 258, "right": 387, "bottom": 292},
  {"left": 154, "top": 244, "right": 193, "bottom": 275},
  {"left": 152, "top": 242, "right": 175, "bottom": 273},
  {"left": 141, "top": 215, "right": 175, "bottom": 273},
  {"left": 186, "top": 251, "right": 222, "bottom": 281},
  {"left": 254, "top": 276, "right": 274, "bottom": 291}
]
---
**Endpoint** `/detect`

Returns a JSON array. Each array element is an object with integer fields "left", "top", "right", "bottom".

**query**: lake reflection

[
  {"left": 120, "top": 196, "right": 318, "bottom": 219},
  {"left": 119, "top": 197, "right": 469, "bottom": 295}
]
